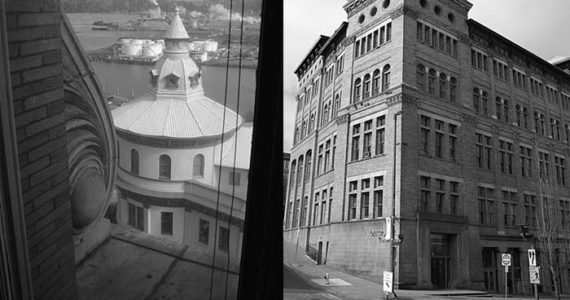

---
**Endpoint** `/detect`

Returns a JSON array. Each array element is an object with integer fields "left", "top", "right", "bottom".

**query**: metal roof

[
  {"left": 112, "top": 94, "right": 241, "bottom": 139},
  {"left": 217, "top": 123, "right": 252, "bottom": 169},
  {"left": 163, "top": 7, "right": 189, "bottom": 40}
]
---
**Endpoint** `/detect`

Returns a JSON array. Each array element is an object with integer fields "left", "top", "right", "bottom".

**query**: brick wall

[{"left": 5, "top": 0, "right": 77, "bottom": 299}]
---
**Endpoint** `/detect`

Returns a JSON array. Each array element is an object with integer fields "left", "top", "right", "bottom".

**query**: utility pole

[{"left": 387, "top": 111, "right": 402, "bottom": 299}]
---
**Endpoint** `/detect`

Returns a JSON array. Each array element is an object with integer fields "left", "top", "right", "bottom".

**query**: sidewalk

[{"left": 283, "top": 239, "right": 570, "bottom": 300}]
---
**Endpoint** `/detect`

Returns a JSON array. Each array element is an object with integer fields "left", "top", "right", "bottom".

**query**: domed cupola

[
  {"left": 112, "top": 6, "right": 242, "bottom": 140},
  {"left": 150, "top": 7, "right": 204, "bottom": 99}
]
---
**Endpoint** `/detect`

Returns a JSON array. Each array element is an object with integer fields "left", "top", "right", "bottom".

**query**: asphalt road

[{"left": 283, "top": 264, "right": 342, "bottom": 300}]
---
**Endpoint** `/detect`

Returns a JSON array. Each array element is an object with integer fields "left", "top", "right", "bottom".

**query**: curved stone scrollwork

[{"left": 62, "top": 14, "right": 117, "bottom": 234}]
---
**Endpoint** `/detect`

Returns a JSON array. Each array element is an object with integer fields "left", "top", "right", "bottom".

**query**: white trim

[
  {"left": 351, "top": 111, "right": 388, "bottom": 127},
  {"left": 500, "top": 186, "right": 518, "bottom": 193},
  {"left": 347, "top": 170, "right": 387, "bottom": 182},
  {"left": 478, "top": 183, "right": 496, "bottom": 189},
  {"left": 512, "top": 67, "right": 526, "bottom": 74},
  {"left": 498, "top": 136, "right": 514, "bottom": 143},
  {"left": 475, "top": 129, "right": 492, "bottom": 136},
  {"left": 417, "top": 171, "right": 464, "bottom": 183},
  {"left": 419, "top": 111, "right": 462, "bottom": 127}
]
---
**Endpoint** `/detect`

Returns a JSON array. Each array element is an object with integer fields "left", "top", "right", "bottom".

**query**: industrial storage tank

[
  {"left": 142, "top": 43, "right": 163, "bottom": 57},
  {"left": 204, "top": 40, "right": 218, "bottom": 52},
  {"left": 122, "top": 43, "right": 142, "bottom": 56}
]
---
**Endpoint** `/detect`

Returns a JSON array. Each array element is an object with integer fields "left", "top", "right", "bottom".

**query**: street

[{"left": 284, "top": 264, "right": 342, "bottom": 300}]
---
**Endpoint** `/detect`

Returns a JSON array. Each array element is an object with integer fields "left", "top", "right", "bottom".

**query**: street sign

[
  {"left": 528, "top": 249, "right": 537, "bottom": 267},
  {"left": 501, "top": 253, "right": 511, "bottom": 266},
  {"left": 383, "top": 271, "right": 393, "bottom": 293},
  {"left": 529, "top": 266, "right": 541, "bottom": 284},
  {"left": 385, "top": 217, "right": 392, "bottom": 240}
]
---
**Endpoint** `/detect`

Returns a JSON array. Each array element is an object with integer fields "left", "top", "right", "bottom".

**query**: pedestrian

[{"left": 324, "top": 272, "right": 330, "bottom": 285}]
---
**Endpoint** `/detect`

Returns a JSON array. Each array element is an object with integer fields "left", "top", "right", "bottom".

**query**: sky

[{"left": 283, "top": 0, "right": 570, "bottom": 152}]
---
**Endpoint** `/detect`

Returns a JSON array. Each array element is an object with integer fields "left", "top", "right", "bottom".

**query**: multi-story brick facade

[{"left": 284, "top": 0, "right": 570, "bottom": 295}]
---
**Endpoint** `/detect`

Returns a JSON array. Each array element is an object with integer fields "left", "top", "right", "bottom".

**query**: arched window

[
  {"left": 416, "top": 65, "right": 425, "bottom": 91},
  {"left": 382, "top": 64, "right": 391, "bottom": 92},
  {"left": 322, "top": 105, "right": 329, "bottom": 125},
  {"left": 503, "top": 100, "right": 509, "bottom": 123},
  {"left": 309, "top": 114, "right": 315, "bottom": 132},
  {"left": 495, "top": 97, "right": 502, "bottom": 120},
  {"left": 354, "top": 78, "right": 362, "bottom": 102},
  {"left": 449, "top": 77, "right": 457, "bottom": 102},
  {"left": 363, "top": 74, "right": 371, "bottom": 99},
  {"left": 534, "top": 112, "right": 540, "bottom": 133},
  {"left": 439, "top": 73, "right": 447, "bottom": 99},
  {"left": 482, "top": 92, "right": 489, "bottom": 115},
  {"left": 294, "top": 127, "right": 299, "bottom": 144},
  {"left": 193, "top": 154, "right": 204, "bottom": 178},
  {"left": 523, "top": 107, "right": 528, "bottom": 129},
  {"left": 565, "top": 124, "right": 570, "bottom": 144},
  {"left": 428, "top": 69, "right": 436, "bottom": 95},
  {"left": 372, "top": 69, "right": 381, "bottom": 95},
  {"left": 130, "top": 149, "right": 139, "bottom": 175},
  {"left": 159, "top": 154, "right": 171, "bottom": 180},
  {"left": 473, "top": 88, "right": 480, "bottom": 113},
  {"left": 289, "top": 160, "right": 296, "bottom": 190},
  {"left": 297, "top": 156, "right": 304, "bottom": 186},
  {"left": 302, "top": 120, "right": 307, "bottom": 138},
  {"left": 304, "top": 151, "right": 312, "bottom": 183}
]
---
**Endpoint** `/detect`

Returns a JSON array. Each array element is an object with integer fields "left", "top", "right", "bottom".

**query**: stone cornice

[
  {"left": 116, "top": 128, "right": 233, "bottom": 149},
  {"left": 344, "top": 0, "right": 375, "bottom": 18}
]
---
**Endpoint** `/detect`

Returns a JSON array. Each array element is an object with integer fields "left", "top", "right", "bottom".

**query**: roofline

[
  {"left": 318, "top": 22, "right": 348, "bottom": 56},
  {"left": 294, "top": 35, "right": 330, "bottom": 76},
  {"left": 467, "top": 19, "right": 570, "bottom": 82}
]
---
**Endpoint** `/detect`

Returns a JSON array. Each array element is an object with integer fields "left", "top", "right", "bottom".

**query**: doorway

[
  {"left": 317, "top": 241, "right": 323, "bottom": 265},
  {"left": 430, "top": 234, "right": 451, "bottom": 289},
  {"left": 482, "top": 247, "right": 499, "bottom": 293}
]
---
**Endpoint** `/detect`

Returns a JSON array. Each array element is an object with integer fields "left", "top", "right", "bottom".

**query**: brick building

[{"left": 284, "top": 0, "right": 570, "bottom": 295}]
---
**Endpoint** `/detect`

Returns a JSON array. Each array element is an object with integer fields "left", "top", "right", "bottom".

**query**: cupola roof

[{"left": 112, "top": 6, "right": 242, "bottom": 141}]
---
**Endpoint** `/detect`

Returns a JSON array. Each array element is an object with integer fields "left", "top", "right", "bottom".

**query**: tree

[{"left": 533, "top": 148, "right": 569, "bottom": 300}]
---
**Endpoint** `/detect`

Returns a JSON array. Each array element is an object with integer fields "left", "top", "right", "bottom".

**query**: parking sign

[
  {"left": 501, "top": 253, "right": 511, "bottom": 266},
  {"left": 528, "top": 249, "right": 536, "bottom": 267}
]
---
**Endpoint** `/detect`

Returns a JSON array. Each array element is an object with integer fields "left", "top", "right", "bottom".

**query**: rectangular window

[
  {"left": 218, "top": 226, "right": 230, "bottom": 252},
  {"left": 349, "top": 194, "right": 357, "bottom": 220},
  {"left": 376, "top": 116, "right": 385, "bottom": 155},
  {"left": 555, "top": 156, "right": 566, "bottom": 186},
  {"left": 351, "top": 124, "right": 360, "bottom": 161},
  {"left": 199, "top": 219, "right": 209, "bottom": 245},
  {"left": 361, "top": 192, "right": 370, "bottom": 219},
  {"left": 499, "top": 140, "right": 513, "bottom": 174},
  {"left": 161, "top": 212, "right": 173, "bottom": 235},
  {"left": 420, "top": 176, "right": 431, "bottom": 211},
  {"left": 374, "top": 190, "right": 383, "bottom": 218},
  {"left": 128, "top": 203, "right": 144, "bottom": 231},
  {"left": 478, "top": 187, "right": 496, "bottom": 225},
  {"left": 450, "top": 181, "right": 459, "bottom": 215},
  {"left": 420, "top": 115, "right": 430, "bottom": 155},
  {"left": 449, "top": 124, "right": 457, "bottom": 161}
]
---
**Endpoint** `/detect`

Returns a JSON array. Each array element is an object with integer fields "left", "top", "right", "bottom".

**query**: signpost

[
  {"left": 529, "top": 266, "right": 540, "bottom": 284},
  {"left": 384, "top": 271, "right": 394, "bottom": 296},
  {"left": 502, "top": 254, "right": 511, "bottom": 299}
]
